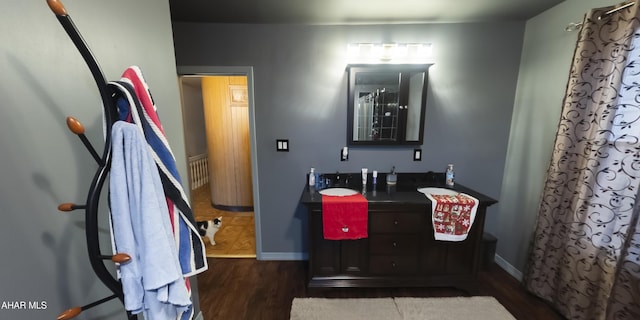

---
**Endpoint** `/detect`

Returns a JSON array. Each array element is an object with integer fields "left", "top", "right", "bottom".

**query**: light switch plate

[{"left": 276, "top": 139, "right": 289, "bottom": 152}]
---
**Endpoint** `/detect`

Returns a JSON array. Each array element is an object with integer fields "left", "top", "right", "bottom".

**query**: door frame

[{"left": 177, "top": 66, "right": 262, "bottom": 260}]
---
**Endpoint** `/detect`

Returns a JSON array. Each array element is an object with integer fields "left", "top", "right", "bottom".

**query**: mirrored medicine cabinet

[{"left": 347, "top": 64, "right": 431, "bottom": 146}]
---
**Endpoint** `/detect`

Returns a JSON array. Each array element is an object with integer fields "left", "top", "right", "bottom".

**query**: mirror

[{"left": 347, "top": 64, "right": 430, "bottom": 145}]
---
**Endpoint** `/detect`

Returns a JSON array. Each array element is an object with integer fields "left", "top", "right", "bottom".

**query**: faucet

[{"left": 334, "top": 172, "right": 351, "bottom": 187}]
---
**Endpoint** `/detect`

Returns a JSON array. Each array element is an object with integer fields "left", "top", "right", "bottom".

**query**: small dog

[{"left": 197, "top": 217, "right": 222, "bottom": 245}]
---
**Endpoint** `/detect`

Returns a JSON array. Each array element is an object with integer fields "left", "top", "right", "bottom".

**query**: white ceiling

[{"left": 169, "top": 0, "right": 565, "bottom": 24}]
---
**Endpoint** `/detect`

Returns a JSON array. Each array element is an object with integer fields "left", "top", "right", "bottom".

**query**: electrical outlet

[{"left": 413, "top": 149, "right": 422, "bottom": 161}]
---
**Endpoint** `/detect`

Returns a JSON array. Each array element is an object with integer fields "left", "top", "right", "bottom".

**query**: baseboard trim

[
  {"left": 257, "top": 251, "right": 525, "bottom": 281},
  {"left": 259, "top": 252, "right": 308, "bottom": 260},
  {"left": 495, "top": 254, "right": 523, "bottom": 281}
]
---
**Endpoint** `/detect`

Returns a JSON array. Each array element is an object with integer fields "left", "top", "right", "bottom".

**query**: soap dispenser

[
  {"left": 309, "top": 168, "right": 316, "bottom": 187},
  {"left": 386, "top": 166, "right": 397, "bottom": 185}
]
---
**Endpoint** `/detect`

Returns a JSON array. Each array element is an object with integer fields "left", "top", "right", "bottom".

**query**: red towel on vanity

[
  {"left": 423, "top": 192, "right": 479, "bottom": 241},
  {"left": 321, "top": 194, "right": 368, "bottom": 240}
]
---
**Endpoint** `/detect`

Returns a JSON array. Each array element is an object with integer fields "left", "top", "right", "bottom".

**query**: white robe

[{"left": 109, "top": 121, "right": 191, "bottom": 319}]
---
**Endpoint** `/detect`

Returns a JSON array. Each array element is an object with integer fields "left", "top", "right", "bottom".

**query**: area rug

[{"left": 289, "top": 296, "right": 515, "bottom": 320}]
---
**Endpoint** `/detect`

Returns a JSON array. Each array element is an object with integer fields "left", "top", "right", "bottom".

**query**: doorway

[{"left": 178, "top": 67, "right": 261, "bottom": 259}]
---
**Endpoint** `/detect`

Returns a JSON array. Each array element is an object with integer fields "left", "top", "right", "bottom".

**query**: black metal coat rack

[{"left": 46, "top": 0, "right": 136, "bottom": 319}]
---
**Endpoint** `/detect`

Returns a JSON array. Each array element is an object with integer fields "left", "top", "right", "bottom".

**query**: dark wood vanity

[{"left": 300, "top": 172, "right": 497, "bottom": 293}]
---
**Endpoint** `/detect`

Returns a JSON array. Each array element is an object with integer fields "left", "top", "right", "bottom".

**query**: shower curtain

[{"left": 524, "top": 2, "right": 640, "bottom": 320}]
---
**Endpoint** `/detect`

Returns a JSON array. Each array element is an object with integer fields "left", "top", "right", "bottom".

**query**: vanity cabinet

[
  {"left": 347, "top": 64, "right": 431, "bottom": 146},
  {"left": 368, "top": 210, "right": 424, "bottom": 275},
  {"left": 302, "top": 181, "right": 496, "bottom": 293},
  {"left": 308, "top": 209, "right": 368, "bottom": 276}
]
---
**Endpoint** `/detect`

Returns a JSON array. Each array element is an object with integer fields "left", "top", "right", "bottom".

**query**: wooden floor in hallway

[{"left": 191, "top": 184, "right": 256, "bottom": 258}]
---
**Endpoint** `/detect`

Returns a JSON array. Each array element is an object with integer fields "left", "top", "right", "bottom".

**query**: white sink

[
  {"left": 417, "top": 187, "right": 459, "bottom": 196},
  {"left": 318, "top": 188, "right": 359, "bottom": 196}
]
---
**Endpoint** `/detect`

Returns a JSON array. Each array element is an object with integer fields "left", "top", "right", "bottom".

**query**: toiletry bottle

[
  {"left": 309, "top": 168, "right": 316, "bottom": 187},
  {"left": 446, "top": 164, "right": 455, "bottom": 187},
  {"left": 316, "top": 173, "right": 323, "bottom": 189},
  {"left": 361, "top": 168, "right": 368, "bottom": 186}
]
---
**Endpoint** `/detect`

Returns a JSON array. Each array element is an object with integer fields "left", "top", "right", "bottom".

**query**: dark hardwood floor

[{"left": 196, "top": 258, "right": 564, "bottom": 320}]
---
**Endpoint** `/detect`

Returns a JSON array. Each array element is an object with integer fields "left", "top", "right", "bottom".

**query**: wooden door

[{"left": 201, "top": 76, "right": 253, "bottom": 210}]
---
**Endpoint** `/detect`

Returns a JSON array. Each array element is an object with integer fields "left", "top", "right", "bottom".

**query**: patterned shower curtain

[{"left": 524, "top": 2, "right": 640, "bottom": 320}]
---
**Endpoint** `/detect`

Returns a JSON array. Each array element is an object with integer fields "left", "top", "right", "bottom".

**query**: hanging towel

[
  {"left": 108, "top": 66, "right": 207, "bottom": 278},
  {"left": 322, "top": 194, "right": 368, "bottom": 240},
  {"left": 418, "top": 188, "right": 479, "bottom": 241},
  {"left": 109, "top": 121, "right": 192, "bottom": 319}
]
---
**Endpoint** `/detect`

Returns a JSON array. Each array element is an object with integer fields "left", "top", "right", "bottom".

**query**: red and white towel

[
  {"left": 322, "top": 194, "right": 368, "bottom": 240},
  {"left": 419, "top": 188, "right": 479, "bottom": 241}
]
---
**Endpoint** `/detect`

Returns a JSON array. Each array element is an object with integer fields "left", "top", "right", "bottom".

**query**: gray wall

[
  {"left": 498, "top": 0, "right": 623, "bottom": 277},
  {"left": 0, "top": 0, "right": 195, "bottom": 318},
  {"left": 180, "top": 78, "right": 208, "bottom": 158},
  {"left": 173, "top": 22, "right": 525, "bottom": 256}
]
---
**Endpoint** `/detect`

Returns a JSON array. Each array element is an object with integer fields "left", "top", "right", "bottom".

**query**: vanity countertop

[{"left": 300, "top": 172, "right": 497, "bottom": 207}]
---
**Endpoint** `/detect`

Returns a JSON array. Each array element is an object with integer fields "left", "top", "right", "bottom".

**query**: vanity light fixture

[{"left": 347, "top": 42, "right": 433, "bottom": 64}]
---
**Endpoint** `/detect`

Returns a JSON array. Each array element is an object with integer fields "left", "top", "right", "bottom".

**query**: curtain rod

[
  {"left": 566, "top": 1, "right": 636, "bottom": 31},
  {"left": 599, "top": 1, "right": 635, "bottom": 20}
]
